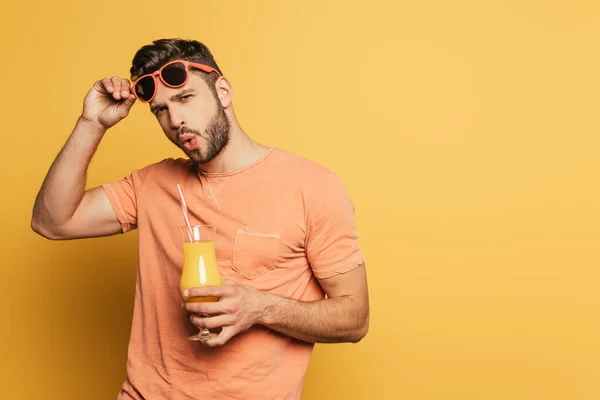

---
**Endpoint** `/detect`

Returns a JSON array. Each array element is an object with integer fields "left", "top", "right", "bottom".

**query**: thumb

[
  {"left": 222, "top": 279, "right": 237, "bottom": 286},
  {"left": 125, "top": 93, "right": 137, "bottom": 106},
  {"left": 118, "top": 94, "right": 137, "bottom": 117}
]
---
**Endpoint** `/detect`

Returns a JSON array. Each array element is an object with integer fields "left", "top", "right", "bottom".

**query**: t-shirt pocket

[{"left": 232, "top": 226, "right": 281, "bottom": 280}]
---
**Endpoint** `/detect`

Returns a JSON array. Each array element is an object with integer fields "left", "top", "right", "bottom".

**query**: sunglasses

[{"left": 130, "top": 59, "right": 221, "bottom": 103}]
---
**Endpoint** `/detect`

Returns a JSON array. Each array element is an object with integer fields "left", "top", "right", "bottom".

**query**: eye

[
  {"left": 155, "top": 106, "right": 167, "bottom": 116},
  {"left": 181, "top": 95, "right": 192, "bottom": 100}
]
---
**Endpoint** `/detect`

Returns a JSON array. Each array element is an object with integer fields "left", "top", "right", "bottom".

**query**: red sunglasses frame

[{"left": 130, "top": 60, "right": 221, "bottom": 103}]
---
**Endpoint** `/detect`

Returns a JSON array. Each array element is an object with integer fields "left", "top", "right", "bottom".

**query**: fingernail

[
  {"left": 180, "top": 302, "right": 184, "bottom": 308},
  {"left": 183, "top": 290, "right": 189, "bottom": 297}
]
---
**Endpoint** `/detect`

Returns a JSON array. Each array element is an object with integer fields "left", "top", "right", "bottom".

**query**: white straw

[{"left": 176, "top": 184, "right": 193, "bottom": 241}]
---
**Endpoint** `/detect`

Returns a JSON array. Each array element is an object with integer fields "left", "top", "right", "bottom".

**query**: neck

[{"left": 198, "top": 110, "right": 270, "bottom": 174}]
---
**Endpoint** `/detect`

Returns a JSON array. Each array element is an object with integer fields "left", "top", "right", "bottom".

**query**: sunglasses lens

[
  {"left": 135, "top": 76, "right": 155, "bottom": 102},
  {"left": 161, "top": 62, "right": 187, "bottom": 86}
]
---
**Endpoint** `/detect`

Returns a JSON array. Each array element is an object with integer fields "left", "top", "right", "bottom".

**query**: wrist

[
  {"left": 77, "top": 115, "right": 107, "bottom": 136},
  {"left": 257, "top": 291, "right": 279, "bottom": 327}
]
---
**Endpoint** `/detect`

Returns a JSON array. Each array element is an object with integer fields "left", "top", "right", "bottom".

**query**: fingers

[
  {"left": 111, "top": 76, "right": 123, "bottom": 100},
  {"left": 190, "top": 314, "right": 234, "bottom": 330},
  {"left": 203, "top": 326, "right": 236, "bottom": 347},
  {"left": 185, "top": 284, "right": 238, "bottom": 299},
  {"left": 183, "top": 300, "right": 225, "bottom": 315},
  {"left": 120, "top": 78, "right": 131, "bottom": 99},
  {"left": 98, "top": 76, "right": 132, "bottom": 101}
]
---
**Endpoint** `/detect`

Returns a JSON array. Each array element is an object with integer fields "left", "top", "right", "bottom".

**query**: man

[{"left": 31, "top": 38, "right": 369, "bottom": 399}]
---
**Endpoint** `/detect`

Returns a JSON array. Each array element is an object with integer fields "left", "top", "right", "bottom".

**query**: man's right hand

[{"left": 81, "top": 76, "right": 137, "bottom": 130}]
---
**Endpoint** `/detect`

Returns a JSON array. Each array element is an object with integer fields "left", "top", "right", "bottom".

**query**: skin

[{"left": 31, "top": 63, "right": 370, "bottom": 347}]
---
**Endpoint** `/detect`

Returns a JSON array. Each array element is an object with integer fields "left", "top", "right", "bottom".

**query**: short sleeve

[
  {"left": 101, "top": 167, "right": 150, "bottom": 233},
  {"left": 305, "top": 172, "right": 364, "bottom": 279}
]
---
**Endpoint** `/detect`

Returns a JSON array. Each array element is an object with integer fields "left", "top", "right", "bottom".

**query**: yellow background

[{"left": 2, "top": 0, "right": 600, "bottom": 399}]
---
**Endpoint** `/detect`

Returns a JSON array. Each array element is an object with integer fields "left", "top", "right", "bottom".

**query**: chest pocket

[{"left": 232, "top": 227, "right": 281, "bottom": 280}]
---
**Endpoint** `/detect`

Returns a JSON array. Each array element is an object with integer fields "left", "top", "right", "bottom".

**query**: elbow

[
  {"left": 350, "top": 315, "right": 370, "bottom": 343},
  {"left": 31, "top": 217, "right": 62, "bottom": 240}
]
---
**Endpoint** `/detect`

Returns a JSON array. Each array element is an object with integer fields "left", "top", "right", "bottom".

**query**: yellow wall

[{"left": 2, "top": 1, "right": 600, "bottom": 398}]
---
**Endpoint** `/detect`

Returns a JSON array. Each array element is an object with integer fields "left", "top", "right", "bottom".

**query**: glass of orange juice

[{"left": 178, "top": 225, "right": 222, "bottom": 341}]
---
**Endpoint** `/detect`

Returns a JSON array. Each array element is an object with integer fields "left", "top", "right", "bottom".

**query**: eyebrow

[{"left": 150, "top": 89, "right": 196, "bottom": 113}]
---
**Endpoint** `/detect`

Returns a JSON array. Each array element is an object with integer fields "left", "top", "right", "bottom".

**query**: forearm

[
  {"left": 259, "top": 293, "right": 369, "bottom": 344},
  {"left": 32, "top": 117, "right": 106, "bottom": 230}
]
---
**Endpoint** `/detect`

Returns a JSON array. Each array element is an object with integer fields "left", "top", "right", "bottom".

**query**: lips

[
  {"left": 179, "top": 133, "right": 199, "bottom": 151},
  {"left": 182, "top": 136, "right": 200, "bottom": 151}
]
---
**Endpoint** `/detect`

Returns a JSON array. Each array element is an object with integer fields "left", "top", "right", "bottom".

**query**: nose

[{"left": 168, "top": 107, "right": 186, "bottom": 132}]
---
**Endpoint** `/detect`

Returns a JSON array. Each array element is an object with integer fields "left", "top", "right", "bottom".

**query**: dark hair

[{"left": 130, "top": 38, "right": 223, "bottom": 92}]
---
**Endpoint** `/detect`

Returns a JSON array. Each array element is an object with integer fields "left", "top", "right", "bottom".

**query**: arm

[
  {"left": 31, "top": 77, "right": 136, "bottom": 240},
  {"left": 183, "top": 263, "right": 369, "bottom": 346},
  {"left": 260, "top": 262, "right": 369, "bottom": 343},
  {"left": 184, "top": 171, "right": 368, "bottom": 346}
]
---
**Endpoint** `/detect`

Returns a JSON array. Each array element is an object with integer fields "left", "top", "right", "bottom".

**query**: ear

[{"left": 214, "top": 76, "right": 233, "bottom": 108}]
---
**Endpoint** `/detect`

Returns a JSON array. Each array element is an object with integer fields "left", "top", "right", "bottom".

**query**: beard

[{"left": 178, "top": 103, "right": 230, "bottom": 164}]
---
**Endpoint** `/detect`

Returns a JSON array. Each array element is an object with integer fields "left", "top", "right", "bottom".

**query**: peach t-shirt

[{"left": 102, "top": 146, "right": 364, "bottom": 399}]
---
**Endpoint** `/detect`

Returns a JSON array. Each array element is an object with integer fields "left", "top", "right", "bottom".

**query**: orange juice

[{"left": 180, "top": 241, "right": 221, "bottom": 302}]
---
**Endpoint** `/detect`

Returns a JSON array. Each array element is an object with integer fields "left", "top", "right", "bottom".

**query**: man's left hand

[{"left": 182, "top": 279, "right": 269, "bottom": 347}]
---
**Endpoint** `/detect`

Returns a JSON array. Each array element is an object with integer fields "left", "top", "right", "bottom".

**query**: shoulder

[
  {"left": 268, "top": 147, "right": 336, "bottom": 184},
  {"left": 264, "top": 148, "right": 353, "bottom": 211}
]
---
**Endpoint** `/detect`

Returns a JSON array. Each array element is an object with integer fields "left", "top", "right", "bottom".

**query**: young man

[{"left": 31, "top": 38, "right": 369, "bottom": 399}]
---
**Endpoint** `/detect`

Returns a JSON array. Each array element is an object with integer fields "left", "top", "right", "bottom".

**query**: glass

[{"left": 178, "top": 225, "right": 222, "bottom": 341}]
